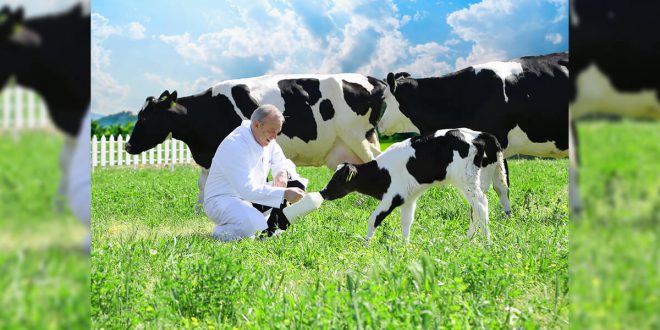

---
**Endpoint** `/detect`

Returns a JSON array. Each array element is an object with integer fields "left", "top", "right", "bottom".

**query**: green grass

[
  {"left": 0, "top": 132, "right": 90, "bottom": 329},
  {"left": 571, "top": 120, "right": 660, "bottom": 329},
  {"left": 92, "top": 157, "right": 568, "bottom": 328}
]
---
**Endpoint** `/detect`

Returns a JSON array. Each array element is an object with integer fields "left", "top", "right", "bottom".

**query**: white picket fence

[
  {"left": 91, "top": 135, "right": 195, "bottom": 168},
  {"left": 0, "top": 85, "right": 50, "bottom": 131}
]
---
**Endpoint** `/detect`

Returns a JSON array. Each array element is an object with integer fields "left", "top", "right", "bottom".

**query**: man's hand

[
  {"left": 273, "top": 170, "right": 288, "bottom": 188},
  {"left": 284, "top": 187, "right": 305, "bottom": 203}
]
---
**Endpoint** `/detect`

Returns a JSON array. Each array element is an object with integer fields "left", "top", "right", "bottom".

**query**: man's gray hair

[{"left": 251, "top": 104, "right": 285, "bottom": 124}]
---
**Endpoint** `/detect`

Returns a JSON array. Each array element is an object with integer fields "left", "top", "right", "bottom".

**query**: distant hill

[
  {"left": 94, "top": 111, "right": 137, "bottom": 127},
  {"left": 91, "top": 112, "right": 104, "bottom": 121}
]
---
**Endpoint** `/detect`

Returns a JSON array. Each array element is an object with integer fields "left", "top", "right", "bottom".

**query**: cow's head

[
  {"left": 319, "top": 163, "right": 359, "bottom": 201},
  {"left": 0, "top": 6, "right": 41, "bottom": 48},
  {"left": 126, "top": 90, "right": 187, "bottom": 154},
  {"left": 365, "top": 76, "right": 400, "bottom": 128},
  {"left": 0, "top": 6, "right": 41, "bottom": 88},
  {"left": 377, "top": 72, "right": 419, "bottom": 136}
]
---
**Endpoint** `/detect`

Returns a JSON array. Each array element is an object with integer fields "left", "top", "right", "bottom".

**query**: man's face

[{"left": 252, "top": 115, "right": 282, "bottom": 147}]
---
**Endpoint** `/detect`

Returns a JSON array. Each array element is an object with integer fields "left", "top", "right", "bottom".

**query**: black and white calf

[
  {"left": 569, "top": 1, "right": 660, "bottom": 213},
  {"left": 319, "top": 128, "right": 509, "bottom": 242},
  {"left": 127, "top": 74, "right": 398, "bottom": 212}
]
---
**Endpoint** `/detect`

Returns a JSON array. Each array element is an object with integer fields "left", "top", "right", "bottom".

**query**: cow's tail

[{"left": 495, "top": 149, "right": 508, "bottom": 190}]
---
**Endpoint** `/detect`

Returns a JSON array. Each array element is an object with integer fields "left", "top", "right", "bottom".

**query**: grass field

[
  {"left": 0, "top": 132, "right": 90, "bottom": 329},
  {"left": 571, "top": 120, "right": 660, "bottom": 329},
  {"left": 92, "top": 149, "right": 569, "bottom": 327}
]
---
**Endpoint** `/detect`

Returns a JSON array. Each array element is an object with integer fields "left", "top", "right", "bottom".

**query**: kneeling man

[{"left": 204, "top": 104, "right": 306, "bottom": 241}]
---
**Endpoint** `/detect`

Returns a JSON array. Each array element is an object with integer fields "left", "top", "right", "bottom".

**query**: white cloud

[
  {"left": 126, "top": 22, "right": 146, "bottom": 40},
  {"left": 143, "top": 73, "right": 217, "bottom": 95},
  {"left": 2, "top": 0, "right": 89, "bottom": 17},
  {"left": 400, "top": 15, "right": 411, "bottom": 26},
  {"left": 413, "top": 10, "right": 429, "bottom": 21},
  {"left": 455, "top": 44, "right": 507, "bottom": 69},
  {"left": 91, "top": 13, "right": 131, "bottom": 114},
  {"left": 447, "top": 0, "right": 567, "bottom": 69},
  {"left": 409, "top": 42, "right": 450, "bottom": 56},
  {"left": 545, "top": 33, "right": 562, "bottom": 44}
]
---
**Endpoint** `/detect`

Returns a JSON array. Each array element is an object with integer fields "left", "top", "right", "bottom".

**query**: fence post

[
  {"left": 170, "top": 138, "right": 176, "bottom": 171},
  {"left": 157, "top": 141, "right": 163, "bottom": 165},
  {"left": 117, "top": 135, "right": 123, "bottom": 166},
  {"left": 2, "top": 89, "right": 10, "bottom": 129},
  {"left": 100, "top": 135, "right": 107, "bottom": 167},
  {"left": 27, "top": 91, "right": 35, "bottom": 128},
  {"left": 109, "top": 135, "right": 115, "bottom": 166},
  {"left": 92, "top": 135, "right": 98, "bottom": 167},
  {"left": 186, "top": 144, "right": 191, "bottom": 163},
  {"left": 149, "top": 147, "right": 154, "bottom": 165},
  {"left": 39, "top": 99, "right": 48, "bottom": 127},
  {"left": 15, "top": 87, "right": 23, "bottom": 129},
  {"left": 179, "top": 139, "right": 185, "bottom": 164},
  {"left": 124, "top": 135, "right": 131, "bottom": 166}
]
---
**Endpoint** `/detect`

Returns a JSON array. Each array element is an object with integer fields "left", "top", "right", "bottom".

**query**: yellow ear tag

[
  {"left": 0, "top": 15, "right": 7, "bottom": 24},
  {"left": 170, "top": 101, "right": 176, "bottom": 109},
  {"left": 346, "top": 171, "right": 355, "bottom": 182},
  {"left": 13, "top": 23, "right": 23, "bottom": 34}
]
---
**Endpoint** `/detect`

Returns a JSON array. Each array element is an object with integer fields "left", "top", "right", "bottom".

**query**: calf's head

[
  {"left": 126, "top": 90, "right": 186, "bottom": 154},
  {"left": 319, "top": 163, "right": 359, "bottom": 201}
]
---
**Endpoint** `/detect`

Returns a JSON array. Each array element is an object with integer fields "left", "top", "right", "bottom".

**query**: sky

[{"left": 17, "top": 0, "right": 568, "bottom": 115}]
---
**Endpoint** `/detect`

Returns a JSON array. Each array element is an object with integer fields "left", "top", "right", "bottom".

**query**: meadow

[
  {"left": 570, "top": 120, "right": 660, "bottom": 329},
  {"left": 92, "top": 146, "right": 569, "bottom": 328},
  {"left": 0, "top": 131, "right": 90, "bottom": 329}
]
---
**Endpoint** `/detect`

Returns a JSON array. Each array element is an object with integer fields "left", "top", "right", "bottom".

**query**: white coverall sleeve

[
  {"left": 270, "top": 142, "right": 309, "bottom": 187},
  {"left": 217, "top": 146, "right": 286, "bottom": 208}
]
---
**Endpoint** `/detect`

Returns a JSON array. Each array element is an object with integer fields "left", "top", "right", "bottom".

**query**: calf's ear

[{"left": 386, "top": 72, "right": 396, "bottom": 94}]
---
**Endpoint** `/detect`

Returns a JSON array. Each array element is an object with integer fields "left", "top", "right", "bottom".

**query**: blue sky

[{"left": 90, "top": 0, "right": 568, "bottom": 115}]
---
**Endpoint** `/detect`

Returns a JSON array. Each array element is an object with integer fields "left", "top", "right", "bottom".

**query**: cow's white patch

[
  {"left": 571, "top": 64, "right": 660, "bottom": 119},
  {"left": 505, "top": 125, "right": 567, "bottom": 158},
  {"left": 559, "top": 65, "right": 569, "bottom": 77},
  {"left": 473, "top": 61, "right": 523, "bottom": 103}
]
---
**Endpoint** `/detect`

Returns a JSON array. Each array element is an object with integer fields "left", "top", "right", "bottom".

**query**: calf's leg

[{"left": 365, "top": 193, "right": 404, "bottom": 241}]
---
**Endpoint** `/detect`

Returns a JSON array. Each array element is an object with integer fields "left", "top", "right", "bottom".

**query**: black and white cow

[
  {"left": 380, "top": 52, "right": 569, "bottom": 159},
  {"left": 319, "top": 128, "right": 509, "bottom": 242},
  {"left": 0, "top": 4, "right": 90, "bottom": 212},
  {"left": 126, "top": 74, "right": 398, "bottom": 211},
  {"left": 569, "top": 1, "right": 660, "bottom": 214}
]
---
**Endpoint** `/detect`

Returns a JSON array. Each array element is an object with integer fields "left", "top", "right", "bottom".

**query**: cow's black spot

[
  {"left": 406, "top": 130, "right": 471, "bottom": 184},
  {"left": 277, "top": 79, "right": 320, "bottom": 142},
  {"left": 365, "top": 128, "right": 377, "bottom": 144},
  {"left": 342, "top": 80, "right": 370, "bottom": 116},
  {"left": 374, "top": 194, "right": 404, "bottom": 228},
  {"left": 367, "top": 76, "right": 386, "bottom": 127},
  {"left": 231, "top": 84, "right": 259, "bottom": 119},
  {"left": 320, "top": 99, "right": 334, "bottom": 121}
]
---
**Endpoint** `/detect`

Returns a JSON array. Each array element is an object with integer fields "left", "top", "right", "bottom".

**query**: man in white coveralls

[{"left": 204, "top": 104, "right": 306, "bottom": 241}]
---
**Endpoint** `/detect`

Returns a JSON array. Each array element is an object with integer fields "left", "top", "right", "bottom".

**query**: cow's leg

[
  {"left": 366, "top": 193, "right": 403, "bottom": 242},
  {"left": 365, "top": 128, "right": 382, "bottom": 157},
  {"left": 400, "top": 197, "right": 419, "bottom": 242},
  {"left": 195, "top": 168, "right": 209, "bottom": 214},
  {"left": 340, "top": 130, "right": 378, "bottom": 164},
  {"left": 569, "top": 119, "right": 582, "bottom": 217},
  {"left": 483, "top": 162, "right": 511, "bottom": 217},
  {"left": 457, "top": 177, "right": 490, "bottom": 242},
  {"left": 55, "top": 136, "right": 76, "bottom": 213}
]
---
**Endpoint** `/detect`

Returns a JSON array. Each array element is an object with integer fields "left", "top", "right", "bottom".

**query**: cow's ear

[
  {"left": 169, "top": 91, "right": 178, "bottom": 102},
  {"left": 158, "top": 90, "right": 170, "bottom": 101},
  {"left": 386, "top": 72, "right": 396, "bottom": 94},
  {"left": 14, "top": 7, "right": 24, "bottom": 21}
]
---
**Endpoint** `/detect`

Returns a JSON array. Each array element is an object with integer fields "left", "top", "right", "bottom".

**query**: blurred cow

[{"left": 569, "top": 1, "right": 660, "bottom": 214}]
